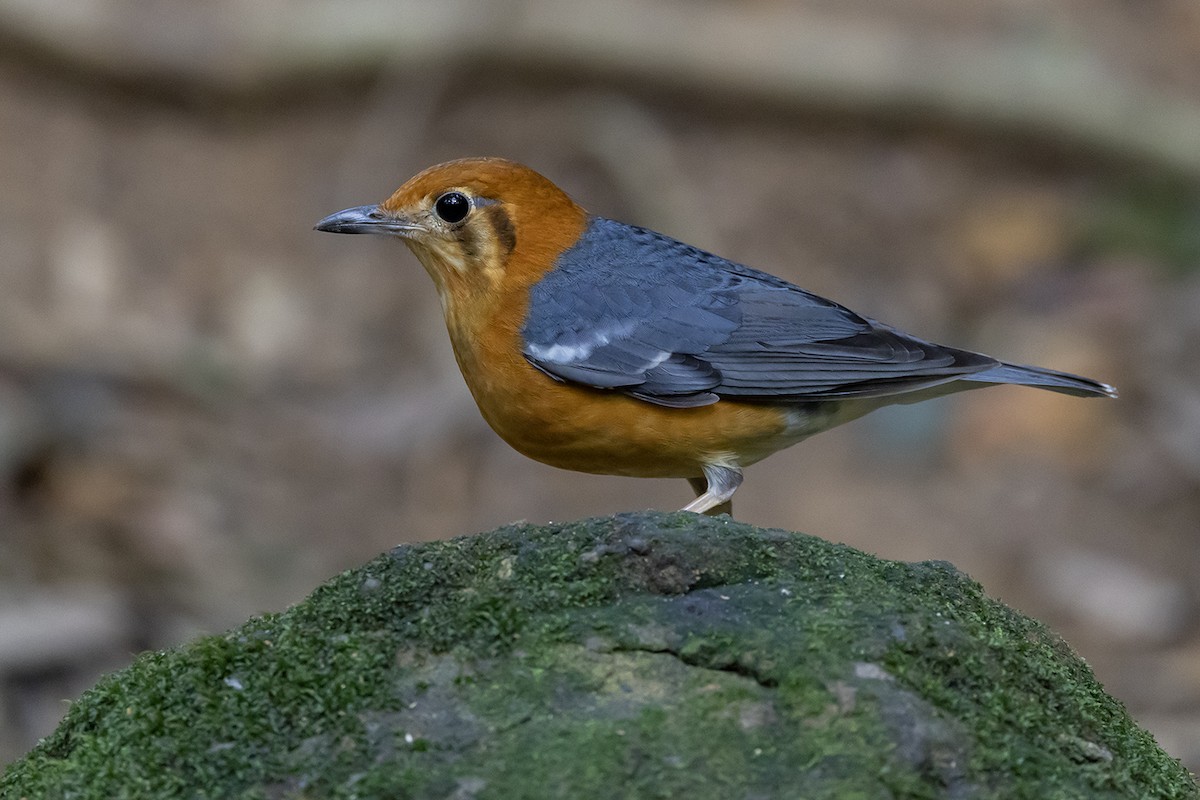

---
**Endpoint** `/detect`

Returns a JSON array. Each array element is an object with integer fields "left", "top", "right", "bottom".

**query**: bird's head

[{"left": 316, "top": 158, "right": 588, "bottom": 306}]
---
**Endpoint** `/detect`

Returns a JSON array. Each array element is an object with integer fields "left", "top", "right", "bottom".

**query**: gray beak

[{"left": 313, "top": 205, "right": 423, "bottom": 236}]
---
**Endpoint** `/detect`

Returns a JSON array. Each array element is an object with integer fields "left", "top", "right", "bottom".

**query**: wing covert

[{"left": 521, "top": 218, "right": 995, "bottom": 406}]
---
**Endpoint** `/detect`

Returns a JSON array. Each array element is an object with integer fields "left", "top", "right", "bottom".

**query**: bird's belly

[{"left": 464, "top": 356, "right": 835, "bottom": 478}]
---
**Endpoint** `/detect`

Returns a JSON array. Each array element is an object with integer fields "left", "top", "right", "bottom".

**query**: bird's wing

[{"left": 521, "top": 218, "right": 995, "bottom": 407}]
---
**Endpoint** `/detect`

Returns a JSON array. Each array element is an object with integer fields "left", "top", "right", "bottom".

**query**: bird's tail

[{"left": 962, "top": 362, "right": 1117, "bottom": 398}]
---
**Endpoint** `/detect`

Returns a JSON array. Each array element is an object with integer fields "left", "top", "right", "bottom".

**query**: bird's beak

[{"left": 313, "top": 205, "right": 425, "bottom": 237}]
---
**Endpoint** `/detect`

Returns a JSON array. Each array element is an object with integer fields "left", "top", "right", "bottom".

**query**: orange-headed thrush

[{"left": 316, "top": 158, "right": 1116, "bottom": 515}]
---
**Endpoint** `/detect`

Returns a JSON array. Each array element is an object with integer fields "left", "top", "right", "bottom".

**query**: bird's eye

[{"left": 434, "top": 191, "right": 471, "bottom": 224}]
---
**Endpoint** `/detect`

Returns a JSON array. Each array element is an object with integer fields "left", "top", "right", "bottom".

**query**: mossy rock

[{"left": 2, "top": 512, "right": 1195, "bottom": 799}]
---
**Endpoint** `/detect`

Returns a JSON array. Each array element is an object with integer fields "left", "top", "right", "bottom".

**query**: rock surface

[{"left": 2, "top": 512, "right": 1195, "bottom": 799}]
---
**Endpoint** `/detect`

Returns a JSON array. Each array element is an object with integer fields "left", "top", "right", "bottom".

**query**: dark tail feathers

[{"left": 964, "top": 362, "right": 1117, "bottom": 398}]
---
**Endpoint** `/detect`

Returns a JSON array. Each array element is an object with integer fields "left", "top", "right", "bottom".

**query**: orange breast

[{"left": 445, "top": 294, "right": 828, "bottom": 479}]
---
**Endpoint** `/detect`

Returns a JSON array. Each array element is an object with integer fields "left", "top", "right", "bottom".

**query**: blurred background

[{"left": 1, "top": 0, "right": 1199, "bottom": 772}]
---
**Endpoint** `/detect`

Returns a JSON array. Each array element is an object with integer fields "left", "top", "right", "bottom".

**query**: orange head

[{"left": 315, "top": 158, "right": 589, "bottom": 317}]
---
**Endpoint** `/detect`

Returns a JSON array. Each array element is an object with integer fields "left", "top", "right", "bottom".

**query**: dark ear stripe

[{"left": 487, "top": 207, "right": 517, "bottom": 254}]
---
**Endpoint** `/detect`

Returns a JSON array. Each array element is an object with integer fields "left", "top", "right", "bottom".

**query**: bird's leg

[
  {"left": 687, "top": 477, "right": 713, "bottom": 512},
  {"left": 683, "top": 464, "right": 742, "bottom": 517}
]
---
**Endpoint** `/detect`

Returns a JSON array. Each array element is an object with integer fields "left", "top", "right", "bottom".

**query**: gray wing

[{"left": 521, "top": 218, "right": 996, "bottom": 408}]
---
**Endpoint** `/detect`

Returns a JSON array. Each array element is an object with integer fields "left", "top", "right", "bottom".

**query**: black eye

[{"left": 434, "top": 191, "right": 471, "bottom": 224}]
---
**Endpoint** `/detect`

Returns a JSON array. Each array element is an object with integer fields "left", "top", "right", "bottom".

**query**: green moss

[{"left": 3, "top": 512, "right": 1195, "bottom": 799}]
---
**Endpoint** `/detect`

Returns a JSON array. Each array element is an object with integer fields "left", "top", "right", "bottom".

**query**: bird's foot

[{"left": 683, "top": 464, "right": 743, "bottom": 516}]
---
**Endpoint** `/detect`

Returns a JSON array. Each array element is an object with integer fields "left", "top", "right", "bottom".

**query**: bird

[{"left": 315, "top": 157, "right": 1115, "bottom": 516}]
